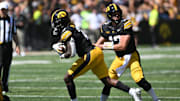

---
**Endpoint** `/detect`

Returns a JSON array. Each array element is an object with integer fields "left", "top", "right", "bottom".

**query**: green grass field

[{"left": 5, "top": 45, "right": 180, "bottom": 101}]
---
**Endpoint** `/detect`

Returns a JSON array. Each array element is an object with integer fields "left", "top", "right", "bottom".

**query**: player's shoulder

[
  {"left": 65, "top": 23, "right": 76, "bottom": 31},
  {"left": 101, "top": 21, "right": 111, "bottom": 32},
  {"left": 61, "top": 23, "right": 76, "bottom": 42},
  {"left": 102, "top": 21, "right": 111, "bottom": 28},
  {"left": 122, "top": 19, "right": 133, "bottom": 30}
]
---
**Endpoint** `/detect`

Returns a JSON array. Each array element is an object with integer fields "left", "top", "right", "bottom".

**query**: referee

[{"left": 0, "top": 1, "right": 20, "bottom": 94}]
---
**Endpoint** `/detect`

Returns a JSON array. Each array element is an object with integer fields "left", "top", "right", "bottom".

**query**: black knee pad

[{"left": 137, "top": 78, "right": 152, "bottom": 91}]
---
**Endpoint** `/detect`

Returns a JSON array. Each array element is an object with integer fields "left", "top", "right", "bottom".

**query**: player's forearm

[
  {"left": 113, "top": 43, "right": 126, "bottom": 51},
  {"left": 113, "top": 35, "right": 130, "bottom": 51},
  {"left": 95, "top": 37, "right": 107, "bottom": 49},
  {"left": 95, "top": 43, "right": 104, "bottom": 49},
  {"left": 64, "top": 42, "right": 72, "bottom": 58}
]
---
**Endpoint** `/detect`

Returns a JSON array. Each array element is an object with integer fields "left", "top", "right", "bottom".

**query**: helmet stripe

[
  {"left": 112, "top": 3, "right": 117, "bottom": 11},
  {"left": 51, "top": 10, "right": 60, "bottom": 23}
]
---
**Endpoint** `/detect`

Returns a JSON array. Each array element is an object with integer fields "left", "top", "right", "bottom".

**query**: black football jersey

[
  {"left": 100, "top": 19, "right": 136, "bottom": 57},
  {"left": 60, "top": 24, "right": 94, "bottom": 57}
]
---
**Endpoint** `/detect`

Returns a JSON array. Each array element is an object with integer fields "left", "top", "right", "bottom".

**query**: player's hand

[
  {"left": 93, "top": 43, "right": 103, "bottom": 49},
  {"left": 57, "top": 45, "right": 66, "bottom": 53},
  {"left": 52, "top": 42, "right": 66, "bottom": 56}
]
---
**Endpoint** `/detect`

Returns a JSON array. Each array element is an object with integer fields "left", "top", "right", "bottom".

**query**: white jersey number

[{"left": 108, "top": 35, "right": 120, "bottom": 43}]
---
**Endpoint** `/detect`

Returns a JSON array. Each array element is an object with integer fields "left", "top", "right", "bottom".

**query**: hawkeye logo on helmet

[
  {"left": 57, "top": 11, "right": 67, "bottom": 19},
  {"left": 106, "top": 3, "right": 118, "bottom": 13}
]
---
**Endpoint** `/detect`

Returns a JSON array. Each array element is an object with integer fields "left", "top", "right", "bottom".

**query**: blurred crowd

[{"left": 0, "top": 0, "right": 180, "bottom": 52}]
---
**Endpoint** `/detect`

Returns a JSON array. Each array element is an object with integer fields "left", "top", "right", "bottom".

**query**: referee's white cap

[{"left": 0, "top": 1, "right": 8, "bottom": 10}]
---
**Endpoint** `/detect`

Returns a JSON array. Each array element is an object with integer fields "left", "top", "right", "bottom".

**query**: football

[{"left": 52, "top": 42, "right": 66, "bottom": 56}]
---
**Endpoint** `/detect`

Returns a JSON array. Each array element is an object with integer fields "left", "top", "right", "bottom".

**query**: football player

[
  {"left": 95, "top": 3, "right": 160, "bottom": 101},
  {"left": 51, "top": 9, "right": 142, "bottom": 101}
]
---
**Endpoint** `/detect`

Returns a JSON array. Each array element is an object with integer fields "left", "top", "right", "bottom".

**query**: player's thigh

[
  {"left": 68, "top": 55, "right": 91, "bottom": 79},
  {"left": 91, "top": 47, "right": 109, "bottom": 79},
  {"left": 91, "top": 56, "right": 109, "bottom": 79},
  {"left": 109, "top": 56, "right": 125, "bottom": 80},
  {"left": 129, "top": 51, "right": 144, "bottom": 83}
]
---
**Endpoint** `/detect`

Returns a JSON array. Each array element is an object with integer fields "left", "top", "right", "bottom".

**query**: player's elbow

[{"left": 64, "top": 52, "right": 71, "bottom": 58}]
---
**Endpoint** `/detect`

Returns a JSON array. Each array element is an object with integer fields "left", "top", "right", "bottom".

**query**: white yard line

[
  {"left": 104, "top": 46, "right": 180, "bottom": 53},
  {"left": 141, "top": 54, "right": 180, "bottom": 59},
  {"left": 9, "top": 79, "right": 180, "bottom": 84},
  {"left": 106, "top": 54, "right": 180, "bottom": 60},
  {"left": 12, "top": 60, "right": 52, "bottom": 65},
  {"left": 9, "top": 86, "right": 180, "bottom": 90},
  {"left": 23, "top": 47, "right": 180, "bottom": 56},
  {"left": 8, "top": 95, "right": 180, "bottom": 99},
  {"left": 11, "top": 53, "right": 180, "bottom": 65},
  {"left": 138, "top": 46, "right": 180, "bottom": 52}
]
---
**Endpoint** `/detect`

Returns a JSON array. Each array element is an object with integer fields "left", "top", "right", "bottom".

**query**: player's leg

[
  {"left": 64, "top": 73, "right": 77, "bottom": 101},
  {"left": 91, "top": 48, "right": 141, "bottom": 101},
  {"left": 130, "top": 51, "right": 159, "bottom": 101},
  {"left": 99, "top": 56, "right": 125, "bottom": 101},
  {"left": 64, "top": 52, "right": 92, "bottom": 101},
  {"left": 100, "top": 77, "right": 142, "bottom": 101}
]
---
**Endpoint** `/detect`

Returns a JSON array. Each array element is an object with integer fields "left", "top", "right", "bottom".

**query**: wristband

[{"left": 103, "top": 42, "right": 114, "bottom": 50}]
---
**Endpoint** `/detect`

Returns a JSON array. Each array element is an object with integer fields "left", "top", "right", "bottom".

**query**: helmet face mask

[
  {"left": 51, "top": 9, "right": 70, "bottom": 29},
  {"left": 106, "top": 3, "right": 122, "bottom": 24}
]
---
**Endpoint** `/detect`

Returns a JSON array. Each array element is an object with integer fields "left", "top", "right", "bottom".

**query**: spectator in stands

[
  {"left": 149, "top": 3, "right": 159, "bottom": 48},
  {"left": 0, "top": 0, "right": 179, "bottom": 49},
  {"left": 86, "top": 8, "right": 106, "bottom": 43},
  {"left": 71, "top": 6, "right": 82, "bottom": 30},
  {"left": 13, "top": 5, "right": 26, "bottom": 56}
]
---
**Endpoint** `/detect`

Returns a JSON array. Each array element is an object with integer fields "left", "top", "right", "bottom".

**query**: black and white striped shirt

[{"left": 0, "top": 16, "right": 16, "bottom": 44}]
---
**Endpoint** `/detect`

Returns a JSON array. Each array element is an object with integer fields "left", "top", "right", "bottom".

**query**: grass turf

[{"left": 4, "top": 45, "right": 180, "bottom": 101}]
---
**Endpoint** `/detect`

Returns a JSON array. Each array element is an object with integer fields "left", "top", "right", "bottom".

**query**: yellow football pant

[
  {"left": 109, "top": 51, "right": 144, "bottom": 82},
  {"left": 68, "top": 47, "right": 109, "bottom": 79}
]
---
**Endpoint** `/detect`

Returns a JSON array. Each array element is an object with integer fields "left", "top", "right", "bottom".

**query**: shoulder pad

[
  {"left": 101, "top": 21, "right": 111, "bottom": 32},
  {"left": 104, "top": 21, "right": 111, "bottom": 25},
  {"left": 100, "top": 23, "right": 111, "bottom": 39},
  {"left": 64, "top": 23, "right": 76, "bottom": 31},
  {"left": 69, "top": 23, "right": 75, "bottom": 28},
  {"left": 123, "top": 19, "right": 133, "bottom": 30}
]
